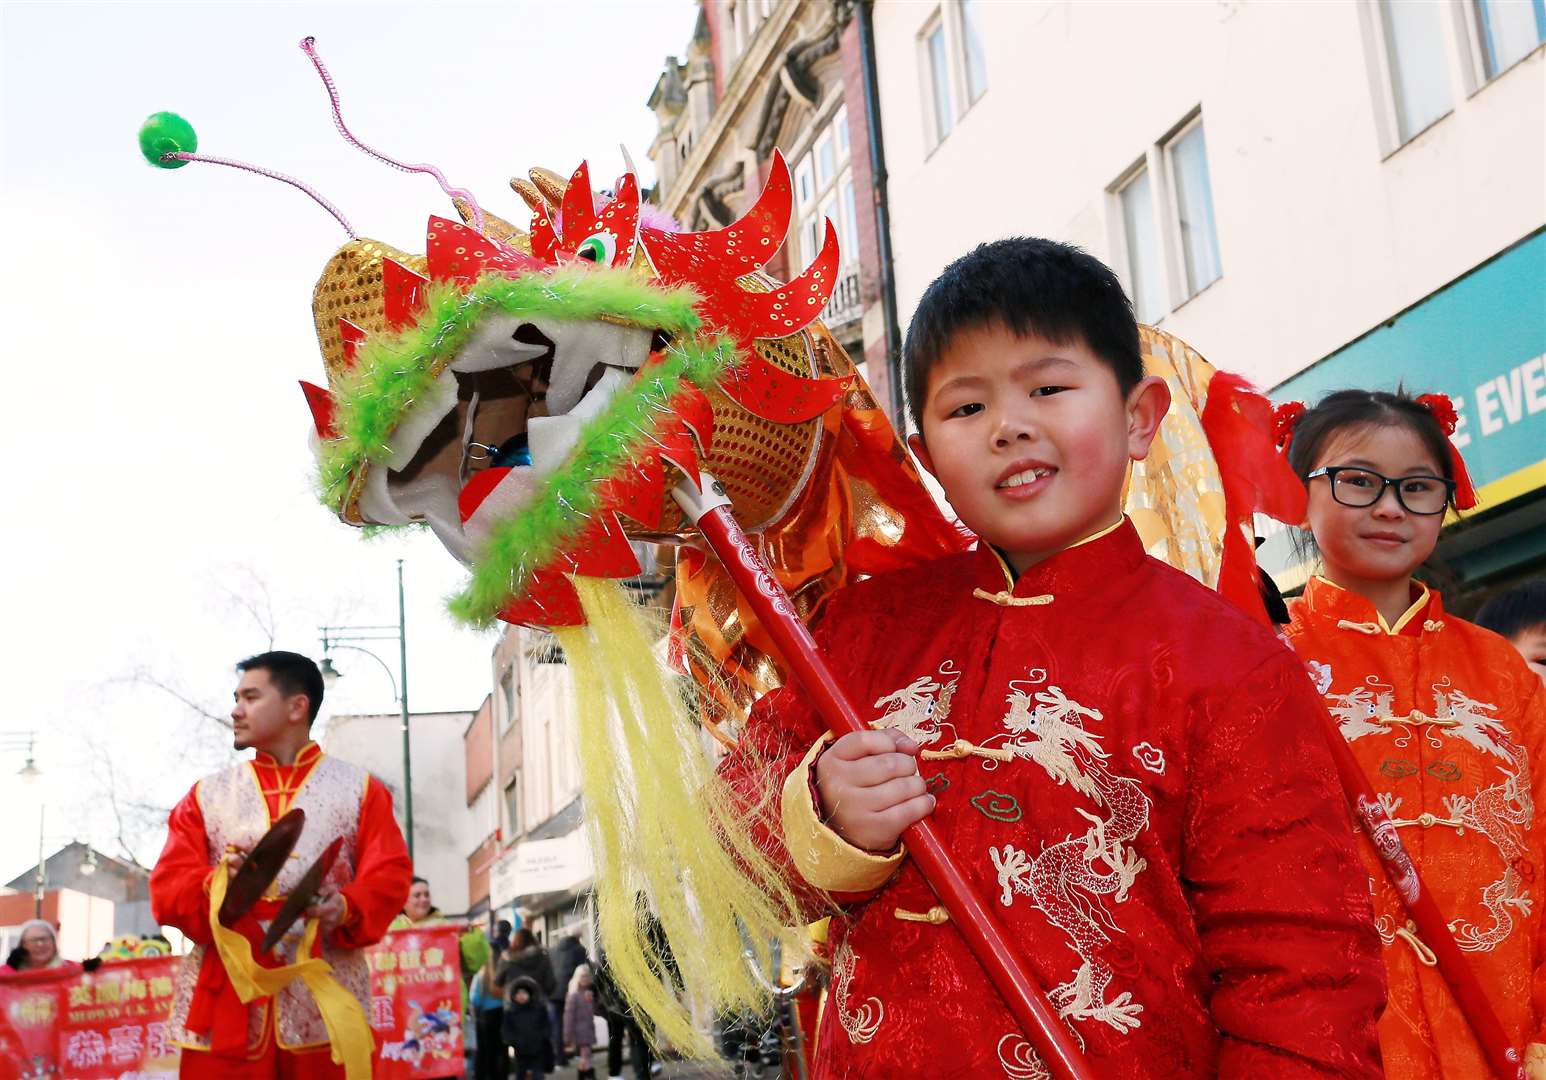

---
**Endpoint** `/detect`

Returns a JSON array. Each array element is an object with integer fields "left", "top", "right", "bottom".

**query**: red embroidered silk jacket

[
  {"left": 1286, "top": 576, "right": 1546, "bottom": 1078},
  {"left": 149, "top": 742, "right": 412, "bottom": 1058},
  {"left": 721, "top": 523, "right": 1385, "bottom": 1079}
]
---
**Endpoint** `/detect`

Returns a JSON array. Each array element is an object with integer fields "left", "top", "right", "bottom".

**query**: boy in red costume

[
  {"left": 150, "top": 651, "right": 412, "bottom": 1078},
  {"left": 721, "top": 239, "right": 1385, "bottom": 1078}
]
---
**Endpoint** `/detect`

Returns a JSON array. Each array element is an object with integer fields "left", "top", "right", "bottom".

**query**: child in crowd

[
  {"left": 1279, "top": 389, "right": 1545, "bottom": 1078},
  {"left": 562, "top": 963, "right": 598, "bottom": 1080},
  {"left": 720, "top": 238, "right": 1384, "bottom": 1077},
  {"left": 1477, "top": 579, "right": 1546, "bottom": 687},
  {"left": 503, "top": 976, "right": 554, "bottom": 1080}
]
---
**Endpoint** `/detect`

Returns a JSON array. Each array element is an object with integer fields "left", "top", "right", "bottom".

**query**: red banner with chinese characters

[
  {"left": 0, "top": 955, "right": 180, "bottom": 1079},
  {"left": 367, "top": 925, "right": 465, "bottom": 1078},
  {"left": 0, "top": 927, "right": 465, "bottom": 1079}
]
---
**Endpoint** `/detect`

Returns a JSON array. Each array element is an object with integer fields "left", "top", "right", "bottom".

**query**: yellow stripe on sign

[{"left": 1447, "top": 457, "right": 1546, "bottom": 522}]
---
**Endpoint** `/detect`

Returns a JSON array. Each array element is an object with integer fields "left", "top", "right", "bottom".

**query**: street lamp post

[
  {"left": 319, "top": 560, "right": 416, "bottom": 861},
  {"left": 3, "top": 731, "right": 46, "bottom": 917}
]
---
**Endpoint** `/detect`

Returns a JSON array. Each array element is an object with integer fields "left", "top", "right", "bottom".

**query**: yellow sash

[{"left": 207, "top": 860, "right": 373, "bottom": 1078}]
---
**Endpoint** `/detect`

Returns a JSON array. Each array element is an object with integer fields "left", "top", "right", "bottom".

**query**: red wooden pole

[
  {"left": 1316, "top": 708, "right": 1524, "bottom": 1079},
  {"left": 677, "top": 477, "right": 1095, "bottom": 1080}
]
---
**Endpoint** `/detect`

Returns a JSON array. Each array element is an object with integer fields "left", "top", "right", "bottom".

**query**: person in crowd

[
  {"left": 549, "top": 932, "right": 589, "bottom": 1066},
  {"left": 563, "top": 962, "right": 599, "bottom": 1080},
  {"left": 149, "top": 650, "right": 412, "bottom": 1079},
  {"left": 491, "top": 918, "right": 513, "bottom": 957},
  {"left": 502, "top": 975, "right": 554, "bottom": 1080},
  {"left": 1476, "top": 578, "right": 1546, "bottom": 687},
  {"left": 593, "top": 949, "right": 654, "bottom": 1080},
  {"left": 469, "top": 950, "right": 508, "bottom": 1080},
  {"left": 1279, "top": 389, "right": 1545, "bottom": 1078},
  {"left": 496, "top": 927, "right": 556, "bottom": 1000},
  {"left": 392, "top": 876, "right": 442, "bottom": 928},
  {"left": 717, "top": 238, "right": 1386, "bottom": 1077},
  {"left": 1, "top": 919, "right": 81, "bottom": 976},
  {"left": 391, "top": 874, "right": 489, "bottom": 1078}
]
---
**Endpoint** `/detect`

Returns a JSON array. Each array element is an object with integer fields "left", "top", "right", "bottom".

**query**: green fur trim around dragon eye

[
  {"left": 447, "top": 333, "right": 738, "bottom": 628},
  {"left": 315, "top": 267, "right": 704, "bottom": 512}
]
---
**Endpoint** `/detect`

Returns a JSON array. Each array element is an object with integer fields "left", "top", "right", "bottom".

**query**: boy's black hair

[
  {"left": 1284, "top": 389, "right": 1458, "bottom": 506},
  {"left": 1475, "top": 580, "right": 1546, "bottom": 640},
  {"left": 235, "top": 650, "right": 324, "bottom": 724},
  {"left": 902, "top": 237, "right": 1143, "bottom": 432}
]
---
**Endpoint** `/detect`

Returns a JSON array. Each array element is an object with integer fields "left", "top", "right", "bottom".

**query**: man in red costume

[{"left": 150, "top": 651, "right": 412, "bottom": 1078}]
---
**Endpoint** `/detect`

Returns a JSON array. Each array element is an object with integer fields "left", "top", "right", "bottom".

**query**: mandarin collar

[
  {"left": 253, "top": 740, "right": 323, "bottom": 769},
  {"left": 1300, "top": 575, "right": 1444, "bottom": 637},
  {"left": 970, "top": 517, "right": 1145, "bottom": 601}
]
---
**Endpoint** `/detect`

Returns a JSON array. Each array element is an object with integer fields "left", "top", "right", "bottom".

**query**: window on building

[
  {"left": 960, "top": 0, "right": 988, "bottom": 104},
  {"left": 500, "top": 669, "right": 516, "bottom": 731},
  {"left": 1166, "top": 120, "right": 1223, "bottom": 298},
  {"left": 924, "top": 17, "right": 955, "bottom": 149},
  {"left": 504, "top": 774, "right": 521, "bottom": 837},
  {"left": 1473, "top": 0, "right": 1546, "bottom": 77},
  {"left": 1117, "top": 167, "right": 1165, "bottom": 324},
  {"left": 1380, "top": 0, "right": 1454, "bottom": 143},
  {"left": 796, "top": 109, "right": 858, "bottom": 270}
]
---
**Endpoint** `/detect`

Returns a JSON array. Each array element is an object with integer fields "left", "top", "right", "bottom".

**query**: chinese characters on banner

[
  {"left": 0, "top": 926, "right": 464, "bottom": 1079},
  {"left": 368, "top": 926, "right": 464, "bottom": 1079},
  {"left": 0, "top": 955, "right": 179, "bottom": 1080}
]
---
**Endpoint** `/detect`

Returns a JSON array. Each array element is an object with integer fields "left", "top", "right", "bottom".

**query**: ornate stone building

[{"left": 647, "top": 0, "right": 902, "bottom": 418}]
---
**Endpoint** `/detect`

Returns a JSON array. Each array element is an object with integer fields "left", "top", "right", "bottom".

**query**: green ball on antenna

[{"left": 139, "top": 112, "right": 197, "bottom": 169}]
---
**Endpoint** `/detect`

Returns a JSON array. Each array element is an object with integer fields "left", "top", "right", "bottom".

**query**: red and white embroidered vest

[{"left": 168, "top": 754, "right": 372, "bottom": 1052}]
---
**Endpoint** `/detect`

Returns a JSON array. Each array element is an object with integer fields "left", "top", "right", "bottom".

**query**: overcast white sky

[{"left": 0, "top": 1, "right": 693, "bottom": 885}]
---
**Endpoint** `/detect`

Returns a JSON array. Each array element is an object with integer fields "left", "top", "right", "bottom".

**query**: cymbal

[
  {"left": 259, "top": 836, "right": 345, "bottom": 954},
  {"left": 219, "top": 808, "right": 305, "bottom": 927}
]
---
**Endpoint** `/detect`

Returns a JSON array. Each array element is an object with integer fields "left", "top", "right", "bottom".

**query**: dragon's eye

[{"left": 575, "top": 232, "right": 617, "bottom": 265}]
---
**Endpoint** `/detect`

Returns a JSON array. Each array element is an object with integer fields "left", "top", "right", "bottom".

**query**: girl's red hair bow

[
  {"left": 1272, "top": 401, "right": 1306, "bottom": 454},
  {"left": 1415, "top": 392, "right": 1477, "bottom": 511}
]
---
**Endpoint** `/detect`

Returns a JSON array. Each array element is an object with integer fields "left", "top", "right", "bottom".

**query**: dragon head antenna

[
  {"left": 299, "top": 36, "right": 489, "bottom": 236},
  {"left": 138, "top": 111, "right": 357, "bottom": 239}
]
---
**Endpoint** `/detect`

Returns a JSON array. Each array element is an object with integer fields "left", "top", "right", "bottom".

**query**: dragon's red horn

[
  {"left": 337, "top": 318, "right": 367, "bottom": 366},
  {"left": 593, "top": 172, "right": 640, "bottom": 267},
  {"left": 382, "top": 258, "right": 430, "bottom": 332},
  {"left": 642, "top": 149, "right": 795, "bottom": 288},
  {"left": 300, "top": 380, "right": 336, "bottom": 438},
  {"left": 744, "top": 217, "right": 839, "bottom": 338},
  {"left": 560, "top": 161, "right": 599, "bottom": 243}
]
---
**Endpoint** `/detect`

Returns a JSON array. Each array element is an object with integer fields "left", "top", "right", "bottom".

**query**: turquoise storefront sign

[{"left": 1272, "top": 229, "right": 1546, "bottom": 509}]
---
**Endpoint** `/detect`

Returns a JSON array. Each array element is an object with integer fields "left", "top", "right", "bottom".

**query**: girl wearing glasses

[{"left": 1277, "top": 388, "right": 1546, "bottom": 1080}]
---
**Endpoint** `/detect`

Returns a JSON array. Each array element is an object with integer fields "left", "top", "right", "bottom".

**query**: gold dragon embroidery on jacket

[
  {"left": 989, "top": 671, "right": 1151, "bottom": 1036},
  {"left": 830, "top": 934, "right": 882, "bottom": 1044},
  {"left": 1323, "top": 669, "right": 1534, "bottom": 954},
  {"left": 870, "top": 660, "right": 959, "bottom": 746}
]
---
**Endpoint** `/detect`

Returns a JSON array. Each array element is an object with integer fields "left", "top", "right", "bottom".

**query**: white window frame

[
  {"left": 1457, "top": 0, "right": 1546, "bottom": 88},
  {"left": 956, "top": 0, "right": 989, "bottom": 106},
  {"left": 1357, "top": 0, "right": 1465, "bottom": 157},
  {"left": 1161, "top": 113, "right": 1223, "bottom": 302},
  {"left": 1104, "top": 109, "right": 1224, "bottom": 321},
  {"left": 918, "top": 10, "right": 955, "bottom": 153},
  {"left": 1108, "top": 159, "right": 1166, "bottom": 326},
  {"left": 794, "top": 102, "right": 857, "bottom": 271}
]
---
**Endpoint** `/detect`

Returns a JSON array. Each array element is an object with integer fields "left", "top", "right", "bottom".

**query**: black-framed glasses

[{"left": 1306, "top": 466, "right": 1453, "bottom": 515}]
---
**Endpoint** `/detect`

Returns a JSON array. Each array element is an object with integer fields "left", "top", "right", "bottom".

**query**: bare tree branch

[
  {"left": 217, "top": 567, "right": 278, "bottom": 650},
  {"left": 113, "top": 666, "right": 233, "bottom": 731}
]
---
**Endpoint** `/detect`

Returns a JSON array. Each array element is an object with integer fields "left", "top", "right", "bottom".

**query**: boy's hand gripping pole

[
  {"left": 675, "top": 474, "right": 1095, "bottom": 1080},
  {"left": 1316, "top": 706, "right": 1525, "bottom": 1079}
]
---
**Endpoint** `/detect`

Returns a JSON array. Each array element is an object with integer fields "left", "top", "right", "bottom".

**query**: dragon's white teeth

[
  {"left": 385, "top": 370, "right": 459, "bottom": 472},
  {"left": 544, "top": 323, "right": 652, "bottom": 416},
  {"left": 526, "top": 368, "right": 631, "bottom": 475}
]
